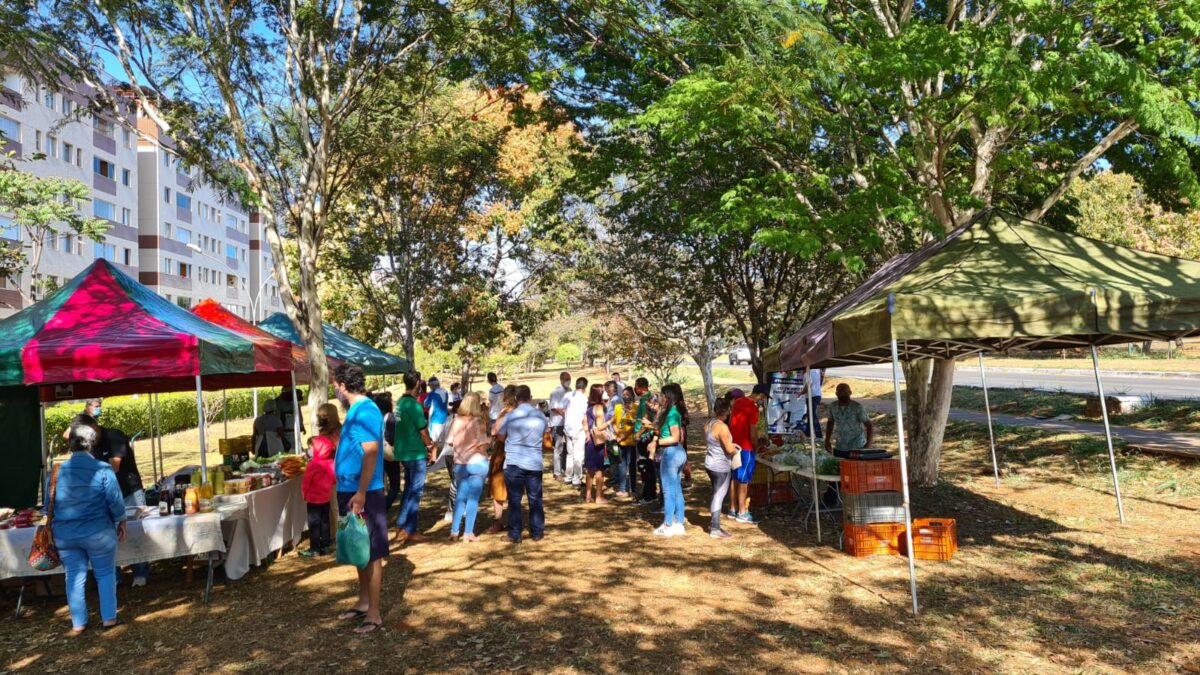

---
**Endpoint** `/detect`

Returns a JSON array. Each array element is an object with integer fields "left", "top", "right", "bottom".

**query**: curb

[{"left": 953, "top": 366, "right": 1200, "bottom": 380}]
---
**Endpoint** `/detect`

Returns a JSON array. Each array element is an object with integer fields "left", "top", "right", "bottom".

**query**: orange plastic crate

[
  {"left": 843, "top": 521, "right": 905, "bottom": 557},
  {"left": 749, "top": 480, "right": 796, "bottom": 505},
  {"left": 839, "top": 459, "right": 901, "bottom": 494},
  {"left": 900, "top": 518, "right": 958, "bottom": 561}
]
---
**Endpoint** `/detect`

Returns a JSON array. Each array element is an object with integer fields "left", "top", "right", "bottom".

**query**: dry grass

[{"left": 7, "top": 369, "right": 1199, "bottom": 674}]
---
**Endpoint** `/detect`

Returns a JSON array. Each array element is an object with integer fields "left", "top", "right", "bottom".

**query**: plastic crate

[
  {"left": 843, "top": 491, "right": 906, "bottom": 525},
  {"left": 900, "top": 518, "right": 957, "bottom": 561},
  {"left": 843, "top": 521, "right": 905, "bottom": 557},
  {"left": 839, "top": 459, "right": 901, "bottom": 494},
  {"left": 749, "top": 480, "right": 796, "bottom": 505}
]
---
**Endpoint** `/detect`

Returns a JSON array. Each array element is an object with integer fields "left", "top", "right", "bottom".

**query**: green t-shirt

[
  {"left": 659, "top": 406, "right": 682, "bottom": 443},
  {"left": 393, "top": 395, "right": 428, "bottom": 462}
]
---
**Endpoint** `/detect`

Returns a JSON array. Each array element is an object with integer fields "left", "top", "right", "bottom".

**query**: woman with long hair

[
  {"left": 649, "top": 385, "right": 687, "bottom": 536},
  {"left": 662, "top": 383, "right": 693, "bottom": 489},
  {"left": 446, "top": 392, "right": 490, "bottom": 541},
  {"left": 583, "top": 383, "right": 611, "bottom": 504},
  {"left": 486, "top": 385, "right": 519, "bottom": 534},
  {"left": 704, "top": 397, "right": 739, "bottom": 539},
  {"left": 301, "top": 403, "right": 342, "bottom": 557}
]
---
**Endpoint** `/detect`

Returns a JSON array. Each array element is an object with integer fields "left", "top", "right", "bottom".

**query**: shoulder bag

[{"left": 28, "top": 465, "right": 62, "bottom": 572}]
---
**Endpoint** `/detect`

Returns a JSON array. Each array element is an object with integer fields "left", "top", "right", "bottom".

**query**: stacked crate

[{"left": 839, "top": 459, "right": 905, "bottom": 557}]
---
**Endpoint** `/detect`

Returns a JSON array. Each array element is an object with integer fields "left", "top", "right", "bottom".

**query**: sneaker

[
  {"left": 669, "top": 523, "right": 686, "bottom": 537},
  {"left": 443, "top": 511, "right": 453, "bottom": 522},
  {"left": 299, "top": 550, "right": 320, "bottom": 558},
  {"left": 652, "top": 524, "right": 672, "bottom": 537},
  {"left": 131, "top": 576, "right": 148, "bottom": 587},
  {"left": 710, "top": 529, "right": 732, "bottom": 539},
  {"left": 736, "top": 512, "right": 760, "bottom": 524}
]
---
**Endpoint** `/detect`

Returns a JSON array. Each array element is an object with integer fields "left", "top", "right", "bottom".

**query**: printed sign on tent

[{"left": 767, "top": 371, "right": 809, "bottom": 435}]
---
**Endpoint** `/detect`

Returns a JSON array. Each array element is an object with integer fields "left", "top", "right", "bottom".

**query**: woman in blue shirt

[{"left": 53, "top": 418, "right": 127, "bottom": 633}]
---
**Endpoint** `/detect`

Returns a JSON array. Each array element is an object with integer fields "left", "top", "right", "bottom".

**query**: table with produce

[
  {"left": 213, "top": 451, "right": 310, "bottom": 581},
  {"left": 757, "top": 435, "right": 843, "bottom": 526}
]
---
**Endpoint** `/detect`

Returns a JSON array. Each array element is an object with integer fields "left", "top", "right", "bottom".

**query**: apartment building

[
  {"left": 248, "top": 211, "right": 284, "bottom": 321},
  {"left": 134, "top": 108, "right": 262, "bottom": 318},
  {"left": 0, "top": 69, "right": 141, "bottom": 317}
]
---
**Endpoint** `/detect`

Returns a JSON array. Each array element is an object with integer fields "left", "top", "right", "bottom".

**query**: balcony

[
  {"left": 225, "top": 226, "right": 248, "bottom": 244},
  {"left": 176, "top": 205, "right": 192, "bottom": 224},
  {"left": 226, "top": 286, "right": 239, "bottom": 300},
  {"left": 0, "top": 138, "right": 20, "bottom": 157},
  {"left": 93, "top": 173, "right": 116, "bottom": 195},
  {"left": 226, "top": 256, "right": 239, "bottom": 271},
  {"left": 176, "top": 172, "right": 192, "bottom": 191},
  {"left": 93, "top": 131, "right": 116, "bottom": 155}
]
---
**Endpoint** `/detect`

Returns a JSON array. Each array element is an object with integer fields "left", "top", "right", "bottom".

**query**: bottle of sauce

[
  {"left": 172, "top": 485, "right": 184, "bottom": 516},
  {"left": 158, "top": 495, "right": 170, "bottom": 517}
]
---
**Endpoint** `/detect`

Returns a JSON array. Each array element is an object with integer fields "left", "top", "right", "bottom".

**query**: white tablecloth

[
  {"left": 215, "top": 478, "right": 307, "bottom": 581},
  {"left": 0, "top": 513, "right": 226, "bottom": 581}
]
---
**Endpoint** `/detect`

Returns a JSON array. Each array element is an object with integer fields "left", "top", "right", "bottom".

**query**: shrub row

[{"left": 46, "top": 388, "right": 291, "bottom": 454}]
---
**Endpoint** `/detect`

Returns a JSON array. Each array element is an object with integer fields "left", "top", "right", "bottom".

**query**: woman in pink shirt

[
  {"left": 301, "top": 403, "right": 341, "bottom": 557},
  {"left": 446, "top": 392, "right": 490, "bottom": 541}
]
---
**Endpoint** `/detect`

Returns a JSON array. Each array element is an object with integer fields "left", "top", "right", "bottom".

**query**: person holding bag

[
  {"left": 704, "top": 398, "right": 740, "bottom": 539},
  {"left": 446, "top": 392, "right": 491, "bottom": 541},
  {"left": 52, "top": 417, "right": 127, "bottom": 634}
]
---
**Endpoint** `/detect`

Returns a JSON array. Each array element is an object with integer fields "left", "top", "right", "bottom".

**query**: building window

[
  {"left": 61, "top": 142, "right": 72, "bottom": 163},
  {"left": 163, "top": 222, "right": 172, "bottom": 239},
  {"left": 175, "top": 227, "right": 191, "bottom": 245},
  {"left": 161, "top": 258, "right": 172, "bottom": 275},
  {"left": 226, "top": 274, "right": 237, "bottom": 288},
  {"left": 42, "top": 88, "right": 54, "bottom": 108},
  {"left": 46, "top": 134, "right": 57, "bottom": 157},
  {"left": 175, "top": 296, "right": 191, "bottom": 309},
  {"left": 76, "top": 148, "right": 81, "bottom": 166},
  {"left": 163, "top": 187, "right": 171, "bottom": 204},
  {"left": 123, "top": 248, "right": 132, "bottom": 266},
  {"left": 225, "top": 243, "right": 237, "bottom": 259},
  {"left": 120, "top": 208, "right": 131, "bottom": 226},
  {"left": 176, "top": 194, "right": 191, "bottom": 211},
  {"left": 122, "top": 129, "right": 132, "bottom": 148},
  {"left": 162, "top": 151, "right": 170, "bottom": 167},
  {"left": 0, "top": 216, "right": 18, "bottom": 241},
  {"left": 178, "top": 262, "right": 191, "bottom": 278},
  {"left": 222, "top": 213, "right": 237, "bottom": 230},
  {"left": 93, "top": 199, "right": 116, "bottom": 221},
  {"left": 93, "top": 157, "right": 116, "bottom": 179},
  {"left": 34, "top": 130, "right": 41, "bottom": 152},
  {"left": 121, "top": 168, "right": 130, "bottom": 186},
  {"left": 93, "top": 242, "right": 115, "bottom": 261},
  {"left": 240, "top": 249, "right": 246, "bottom": 263},
  {"left": 0, "top": 115, "right": 19, "bottom": 143},
  {"left": 60, "top": 234, "right": 72, "bottom": 254},
  {"left": 61, "top": 97, "right": 72, "bottom": 116},
  {"left": 93, "top": 117, "right": 115, "bottom": 138}
]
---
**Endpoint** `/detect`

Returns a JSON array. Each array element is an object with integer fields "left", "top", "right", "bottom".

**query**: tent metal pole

[
  {"left": 888, "top": 295, "right": 919, "bottom": 616},
  {"left": 805, "top": 367, "right": 820, "bottom": 543},
  {"left": 195, "top": 376, "right": 209, "bottom": 483},
  {"left": 290, "top": 370, "right": 301, "bottom": 452},
  {"left": 1090, "top": 344, "right": 1126, "bottom": 523},
  {"left": 146, "top": 394, "right": 157, "bottom": 484},
  {"left": 154, "top": 393, "right": 164, "bottom": 483},
  {"left": 38, "top": 402, "right": 47, "bottom": 506},
  {"left": 978, "top": 354, "right": 1001, "bottom": 488},
  {"left": 223, "top": 390, "right": 228, "bottom": 440},
  {"left": 253, "top": 388, "right": 258, "bottom": 419}
]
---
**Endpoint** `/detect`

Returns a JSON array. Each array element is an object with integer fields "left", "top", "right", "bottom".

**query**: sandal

[
  {"left": 355, "top": 620, "right": 384, "bottom": 634},
  {"left": 101, "top": 619, "right": 124, "bottom": 631},
  {"left": 338, "top": 609, "right": 368, "bottom": 621}
]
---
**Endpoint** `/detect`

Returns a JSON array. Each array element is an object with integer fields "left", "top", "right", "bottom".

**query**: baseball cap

[
  {"left": 752, "top": 383, "right": 771, "bottom": 397},
  {"left": 729, "top": 388, "right": 745, "bottom": 399}
]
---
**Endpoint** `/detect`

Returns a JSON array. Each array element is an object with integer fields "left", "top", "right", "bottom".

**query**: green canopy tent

[
  {"left": 763, "top": 209, "right": 1200, "bottom": 615},
  {"left": 257, "top": 313, "right": 410, "bottom": 376}
]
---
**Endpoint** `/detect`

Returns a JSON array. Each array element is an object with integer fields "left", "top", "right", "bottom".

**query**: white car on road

[{"left": 727, "top": 345, "right": 752, "bottom": 365}]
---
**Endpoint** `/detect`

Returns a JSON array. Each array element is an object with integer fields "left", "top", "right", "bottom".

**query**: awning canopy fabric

[
  {"left": 257, "top": 313, "right": 410, "bottom": 375},
  {"left": 764, "top": 210, "right": 1200, "bottom": 371},
  {"left": 191, "top": 298, "right": 331, "bottom": 384},
  {"left": 0, "top": 260, "right": 291, "bottom": 388}
]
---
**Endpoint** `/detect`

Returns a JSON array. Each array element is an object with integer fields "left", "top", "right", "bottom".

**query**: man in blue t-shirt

[
  {"left": 423, "top": 377, "right": 450, "bottom": 444},
  {"left": 497, "top": 385, "right": 549, "bottom": 543},
  {"left": 332, "top": 363, "right": 387, "bottom": 634}
]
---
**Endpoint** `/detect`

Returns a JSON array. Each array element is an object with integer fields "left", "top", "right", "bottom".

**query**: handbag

[{"left": 28, "top": 465, "right": 62, "bottom": 572}]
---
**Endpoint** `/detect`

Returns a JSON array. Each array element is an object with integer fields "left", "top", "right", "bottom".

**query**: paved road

[
  {"left": 830, "top": 364, "right": 1200, "bottom": 399},
  {"left": 717, "top": 361, "right": 1200, "bottom": 399}
]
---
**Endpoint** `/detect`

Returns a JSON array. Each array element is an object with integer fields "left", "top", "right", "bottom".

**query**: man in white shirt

[
  {"left": 547, "top": 371, "right": 571, "bottom": 481},
  {"left": 561, "top": 376, "right": 590, "bottom": 486},
  {"left": 611, "top": 372, "right": 626, "bottom": 399},
  {"left": 487, "top": 372, "right": 505, "bottom": 423}
]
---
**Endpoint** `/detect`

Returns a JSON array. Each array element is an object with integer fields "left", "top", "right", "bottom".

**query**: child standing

[{"left": 300, "top": 403, "right": 341, "bottom": 557}]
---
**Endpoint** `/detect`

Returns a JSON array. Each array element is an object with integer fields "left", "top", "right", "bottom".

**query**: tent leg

[
  {"left": 1090, "top": 344, "right": 1126, "bottom": 523},
  {"left": 978, "top": 354, "right": 1000, "bottom": 489},
  {"left": 153, "top": 393, "right": 164, "bottom": 482},
  {"left": 223, "top": 390, "right": 228, "bottom": 440},
  {"left": 805, "top": 367, "right": 820, "bottom": 543},
  {"left": 38, "top": 403, "right": 47, "bottom": 505},
  {"left": 290, "top": 371, "right": 301, "bottom": 452},
  {"left": 890, "top": 338, "right": 920, "bottom": 616},
  {"left": 146, "top": 394, "right": 156, "bottom": 485},
  {"left": 195, "top": 376, "right": 209, "bottom": 483},
  {"left": 252, "top": 388, "right": 258, "bottom": 419}
]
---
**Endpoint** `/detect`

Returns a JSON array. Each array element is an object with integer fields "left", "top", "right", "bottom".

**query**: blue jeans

[
  {"left": 612, "top": 444, "right": 632, "bottom": 493},
  {"left": 123, "top": 490, "right": 150, "bottom": 580},
  {"left": 397, "top": 459, "right": 428, "bottom": 535},
  {"left": 503, "top": 465, "right": 544, "bottom": 541},
  {"left": 660, "top": 444, "right": 687, "bottom": 526},
  {"left": 58, "top": 528, "right": 119, "bottom": 628},
  {"left": 451, "top": 462, "right": 488, "bottom": 536}
]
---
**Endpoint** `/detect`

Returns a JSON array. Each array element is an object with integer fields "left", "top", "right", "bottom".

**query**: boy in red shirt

[{"left": 728, "top": 384, "right": 770, "bottom": 523}]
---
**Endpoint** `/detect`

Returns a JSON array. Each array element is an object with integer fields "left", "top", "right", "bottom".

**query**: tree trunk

[
  {"left": 1141, "top": 340, "right": 1152, "bottom": 355},
  {"left": 691, "top": 350, "right": 717, "bottom": 415},
  {"left": 900, "top": 357, "right": 955, "bottom": 486},
  {"left": 459, "top": 358, "right": 472, "bottom": 394},
  {"left": 404, "top": 313, "right": 416, "bottom": 366}
]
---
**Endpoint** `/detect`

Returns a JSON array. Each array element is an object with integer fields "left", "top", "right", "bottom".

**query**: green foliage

[
  {"left": 554, "top": 342, "right": 582, "bottom": 365},
  {"left": 45, "top": 389, "right": 273, "bottom": 455},
  {"left": 413, "top": 341, "right": 462, "bottom": 379},
  {"left": 0, "top": 160, "right": 111, "bottom": 284},
  {"left": 479, "top": 352, "right": 524, "bottom": 379},
  {"left": 1066, "top": 172, "right": 1200, "bottom": 259}
]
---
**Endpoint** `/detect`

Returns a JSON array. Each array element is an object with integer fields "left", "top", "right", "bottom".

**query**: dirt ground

[{"left": 5, "top": 403, "right": 1200, "bottom": 674}]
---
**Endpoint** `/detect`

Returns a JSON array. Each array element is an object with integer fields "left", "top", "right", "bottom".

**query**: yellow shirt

[{"left": 614, "top": 402, "right": 637, "bottom": 446}]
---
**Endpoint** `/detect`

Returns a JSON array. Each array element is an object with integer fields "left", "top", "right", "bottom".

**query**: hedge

[{"left": 46, "top": 388, "right": 290, "bottom": 455}]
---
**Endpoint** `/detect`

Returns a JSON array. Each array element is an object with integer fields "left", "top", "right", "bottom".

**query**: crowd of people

[{"left": 50, "top": 363, "right": 878, "bottom": 635}]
